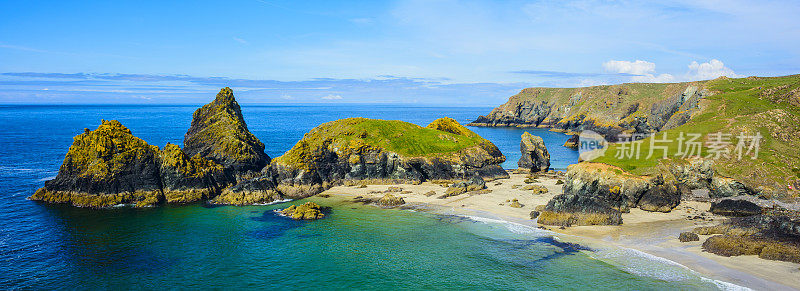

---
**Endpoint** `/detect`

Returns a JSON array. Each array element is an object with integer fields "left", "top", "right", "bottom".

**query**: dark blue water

[{"left": 0, "top": 105, "right": 723, "bottom": 289}]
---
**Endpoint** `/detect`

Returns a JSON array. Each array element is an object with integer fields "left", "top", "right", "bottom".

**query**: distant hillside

[
  {"left": 469, "top": 80, "right": 711, "bottom": 138},
  {"left": 473, "top": 75, "right": 800, "bottom": 198}
]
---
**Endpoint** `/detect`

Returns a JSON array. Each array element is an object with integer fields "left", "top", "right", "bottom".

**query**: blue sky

[{"left": 1, "top": 0, "right": 798, "bottom": 105}]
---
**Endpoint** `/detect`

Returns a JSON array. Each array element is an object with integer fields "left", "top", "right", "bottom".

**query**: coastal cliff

[
  {"left": 469, "top": 82, "right": 709, "bottom": 138},
  {"left": 539, "top": 75, "right": 800, "bottom": 226}
]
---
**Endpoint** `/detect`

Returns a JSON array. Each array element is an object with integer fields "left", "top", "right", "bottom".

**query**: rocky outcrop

[
  {"left": 518, "top": 132, "right": 550, "bottom": 172},
  {"left": 32, "top": 88, "right": 279, "bottom": 208},
  {"left": 278, "top": 202, "right": 325, "bottom": 220},
  {"left": 538, "top": 163, "right": 682, "bottom": 226},
  {"left": 30, "top": 120, "right": 165, "bottom": 207},
  {"left": 710, "top": 199, "right": 762, "bottom": 217},
  {"left": 469, "top": 83, "right": 710, "bottom": 138},
  {"left": 695, "top": 210, "right": 800, "bottom": 264},
  {"left": 247, "top": 117, "right": 508, "bottom": 198},
  {"left": 636, "top": 176, "right": 680, "bottom": 212},
  {"left": 378, "top": 193, "right": 405, "bottom": 207},
  {"left": 184, "top": 87, "right": 270, "bottom": 174},
  {"left": 679, "top": 232, "right": 700, "bottom": 242},
  {"left": 563, "top": 134, "right": 579, "bottom": 149},
  {"left": 30, "top": 120, "right": 226, "bottom": 207}
]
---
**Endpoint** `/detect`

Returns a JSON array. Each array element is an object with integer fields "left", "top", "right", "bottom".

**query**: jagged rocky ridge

[{"left": 30, "top": 93, "right": 508, "bottom": 207}]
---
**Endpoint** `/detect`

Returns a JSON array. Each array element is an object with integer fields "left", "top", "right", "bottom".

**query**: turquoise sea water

[{"left": 0, "top": 105, "right": 728, "bottom": 289}]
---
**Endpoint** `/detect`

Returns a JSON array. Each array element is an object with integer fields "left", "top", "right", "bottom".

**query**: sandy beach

[{"left": 321, "top": 171, "right": 800, "bottom": 290}]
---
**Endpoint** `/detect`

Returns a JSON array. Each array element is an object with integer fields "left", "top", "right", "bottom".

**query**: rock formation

[
  {"left": 31, "top": 88, "right": 277, "bottom": 208},
  {"left": 249, "top": 117, "right": 507, "bottom": 198},
  {"left": 30, "top": 120, "right": 231, "bottom": 207},
  {"left": 30, "top": 120, "right": 165, "bottom": 207},
  {"left": 278, "top": 202, "right": 325, "bottom": 220},
  {"left": 518, "top": 132, "right": 550, "bottom": 172},
  {"left": 563, "top": 134, "right": 579, "bottom": 149},
  {"left": 378, "top": 193, "right": 405, "bottom": 207},
  {"left": 695, "top": 209, "right": 800, "bottom": 264},
  {"left": 184, "top": 87, "right": 270, "bottom": 174}
]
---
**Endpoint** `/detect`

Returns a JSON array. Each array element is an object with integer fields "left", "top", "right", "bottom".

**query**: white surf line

[{"left": 448, "top": 211, "right": 751, "bottom": 291}]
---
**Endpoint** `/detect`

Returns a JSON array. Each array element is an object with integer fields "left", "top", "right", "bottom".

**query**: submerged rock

[
  {"left": 518, "top": 132, "right": 550, "bottom": 172},
  {"left": 184, "top": 87, "right": 270, "bottom": 173}
]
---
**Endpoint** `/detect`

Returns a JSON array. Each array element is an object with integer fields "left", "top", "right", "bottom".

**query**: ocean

[{"left": 0, "top": 105, "right": 730, "bottom": 289}]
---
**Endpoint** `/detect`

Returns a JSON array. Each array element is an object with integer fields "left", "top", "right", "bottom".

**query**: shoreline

[{"left": 319, "top": 172, "right": 800, "bottom": 290}]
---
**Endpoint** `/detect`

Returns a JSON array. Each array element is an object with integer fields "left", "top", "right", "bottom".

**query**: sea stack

[
  {"left": 518, "top": 132, "right": 550, "bottom": 172},
  {"left": 184, "top": 87, "right": 270, "bottom": 174}
]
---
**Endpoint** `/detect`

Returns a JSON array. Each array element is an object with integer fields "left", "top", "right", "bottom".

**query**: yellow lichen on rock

[{"left": 278, "top": 202, "right": 325, "bottom": 220}]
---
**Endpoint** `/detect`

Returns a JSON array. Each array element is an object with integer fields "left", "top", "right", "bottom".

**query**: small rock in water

[{"left": 278, "top": 202, "right": 325, "bottom": 220}]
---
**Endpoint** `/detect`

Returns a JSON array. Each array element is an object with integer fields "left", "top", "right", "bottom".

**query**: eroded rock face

[
  {"left": 159, "top": 143, "right": 225, "bottom": 203},
  {"left": 30, "top": 121, "right": 234, "bottom": 208},
  {"left": 518, "top": 132, "right": 550, "bottom": 172},
  {"left": 539, "top": 163, "right": 685, "bottom": 225},
  {"left": 184, "top": 87, "right": 270, "bottom": 173}
]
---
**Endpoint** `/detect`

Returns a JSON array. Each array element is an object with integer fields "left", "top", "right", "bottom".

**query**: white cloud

[
  {"left": 686, "top": 59, "right": 739, "bottom": 80},
  {"left": 604, "top": 59, "right": 674, "bottom": 83},
  {"left": 602, "top": 58, "right": 738, "bottom": 83},
  {"left": 232, "top": 37, "right": 248, "bottom": 44},
  {"left": 280, "top": 94, "right": 293, "bottom": 100},
  {"left": 321, "top": 94, "right": 343, "bottom": 100},
  {"left": 603, "top": 60, "right": 656, "bottom": 75}
]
